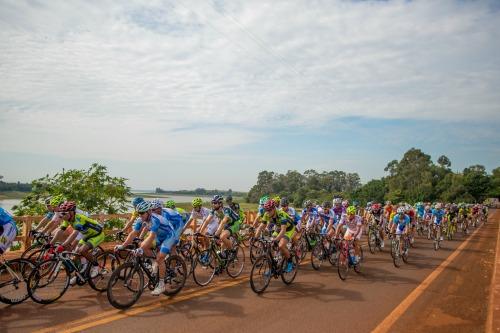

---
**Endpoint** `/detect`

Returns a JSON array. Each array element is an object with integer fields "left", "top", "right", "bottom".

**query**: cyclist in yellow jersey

[{"left": 52, "top": 201, "right": 105, "bottom": 278}]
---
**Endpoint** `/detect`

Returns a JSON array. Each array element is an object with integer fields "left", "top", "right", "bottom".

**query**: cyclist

[
  {"left": 212, "top": 195, "right": 242, "bottom": 257},
  {"left": 301, "top": 200, "right": 321, "bottom": 231},
  {"left": 336, "top": 206, "right": 363, "bottom": 264},
  {"left": 130, "top": 201, "right": 178, "bottom": 296},
  {"left": 187, "top": 197, "right": 210, "bottom": 233},
  {"left": 252, "top": 195, "right": 269, "bottom": 228},
  {"left": 370, "top": 203, "right": 385, "bottom": 248},
  {"left": 0, "top": 207, "right": 17, "bottom": 255},
  {"left": 164, "top": 200, "right": 189, "bottom": 223},
  {"left": 318, "top": 201, "right": 335, "bottom": 236},
  {"left": 332, "top": 198, "right": 344, "bottom": 225},
  {"left": 261, "top": 199, "right": 296, "bottom": 272},
  {"left": 390, "top": 207, "right": 410, "bottom": 255},
  {"left": 432, "top": 203, "right": 446, "bottom": 241},
  {"left": 54, "top": 201, "right": 105, "bottom": 279},
  {"left": 35, "top": 194, "right": 65, "bottom": 235},
  {"left": 280, "top": 197, "right": 301, "bottom": 244},
  {"left": 33, "top": 196, "right": 57, "bottom": 233}
]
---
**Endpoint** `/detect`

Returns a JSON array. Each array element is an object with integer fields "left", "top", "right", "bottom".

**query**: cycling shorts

[
  {"left": 0, "top": 222, "right": 17, "bottom": 253},
  {"left": 79, "top": 232, "right": 104, "bottom": 249}
]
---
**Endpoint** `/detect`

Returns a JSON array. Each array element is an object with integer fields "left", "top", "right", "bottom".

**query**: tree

[
  {"left": 462, "top": 165, "right": 491, "bottom": 202},
  {"left": 489, "top": 167, "right": 500, "bottom": 198},
  {"left": 437, "top": 155, "right": 451, "bottom": 169},
  {"left": 14, "top": 163, "right": 131, "bottom": 215}
]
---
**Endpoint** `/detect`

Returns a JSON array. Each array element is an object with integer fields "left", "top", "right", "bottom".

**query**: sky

[{"left": 0, "top": 0, "right": 499, "bottom": 192}]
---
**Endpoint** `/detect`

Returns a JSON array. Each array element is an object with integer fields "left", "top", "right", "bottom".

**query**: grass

[{"left": 0, "top": 191, "right": 28, "bottom": 200}]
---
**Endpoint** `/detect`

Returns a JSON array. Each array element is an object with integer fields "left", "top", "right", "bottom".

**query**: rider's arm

[
  {"left": 61, "top": 230, "right": 79, "bottom": 249},
  {"left": 199, "top": 214, "right": 213, "bottom": 234},
  {"left": 140, "top": 231, "right": 156, "bottom": 251},
  {"left": 34, "top": 216, "right": 50, "bottom": 232},
  {"left": 215, "top": 216, "right": 229, "bottom": 237},
  {"left": 274, "top": 224, "right": 287, "bottom": 242}
]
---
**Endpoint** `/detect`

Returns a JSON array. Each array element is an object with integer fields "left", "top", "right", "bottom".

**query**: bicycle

[
  {"left": 367, "top": 222, "right": 383, "bottom": 254},
  {"left": 391, "top": 233, "right": 409, "bottom": 268},
  {"left": 432, "top": 223, "right": 442, "bottom": 251},
  {"left": 445, "top": 217, "right": 456, "bottom": 241},
  {"left": 0, "top": 254, "right": 35, "bottom": 305},
  {"left": 192, "top": 235, "right": 245, "bottom": 286},
  {"left": 21, "top": 231, "right": 52, "bottom": 259},
  {"left": 337, "top": 238, "right": 362, "bottom": 280},
  {"left": 107, "top": 249, "right": 187, "bottom": 309},
  {"left": 311, "top": 233, "right": 340, "bottom": 270},
  {"left": 249, "top": 238, "right": 299, "bottom": 294},
  {"left": 27, "top": 248, "right": 119, "bottom": 304}
]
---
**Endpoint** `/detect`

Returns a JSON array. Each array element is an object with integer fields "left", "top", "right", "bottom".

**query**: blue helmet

[
  {"left": 136, "top": 201, "right": 152, "bottom": 213},
  {"left": 132, "top": 197, "right": 145, "bottom": 209}
]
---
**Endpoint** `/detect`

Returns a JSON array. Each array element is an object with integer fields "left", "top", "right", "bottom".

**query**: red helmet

[
  {"left": 263, "top": 199, "right": 276, "bottom": 211},
  {"left": 372, "top": 203, "right": 381, "bottom": 211},
  {"left": 58, "top": 201, "right": 76, "bottom": 212}
]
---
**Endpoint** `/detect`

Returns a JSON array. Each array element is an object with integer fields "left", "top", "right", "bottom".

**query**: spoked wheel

[
  {"left": 163, "top": 255, "right": 187, "bottom": 296},
  {"left": 106, "top": 262, "right": 144, "bottom": 310},
  {"left": 0, "top": 258, "right": 35, "bottom": 305},
  {"left": 281, "top": 255, "right": 298, "bottom": 285},
  {"left": 390, "top": 239, "right": 397, "bottom": 259},
  {"left": 249, "top": 256, "right": 272, "bottom": 294},
  {"left": 368, "top": 231, "right": 377, "bottom": 254},
  {"left": 28, "top": 258, "right": 69, "bottom": 304},
  {"left": 88, "top": 251, "right": 120, "bottom": 292},
  {"left": 328, "top": 245, "right": 339, "bottom": 266},
  {"left": 392, "top": 240, "right": 402, "bottom": 268},
  {"left": 250, "top": 239, "right": 265, "bottom": 264},
  {"left": 337, "top": 251, "right": 349, "bottom": 280},
  {"left": 299, "top": 236, "right": 308, "bottom": 260},
  {"left": 192, "top": 250, "right": 216, "bottom": 286},
  {"left": 402, "top": 247, "right": 409, "bottom": 264},
  {"left": 226, "top": 245, "right": 245, "bottom": 278},
  {"left": 311, "top": 243, "right": 325, "bottom": 270}
]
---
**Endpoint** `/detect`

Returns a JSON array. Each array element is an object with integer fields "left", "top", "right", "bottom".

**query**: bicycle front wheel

[
  {"left": 193, "top": 250, "right": 216, "bottom": 286},
  {"left": 337, "top": 251, "right": 349, "bottom": 280},
  {"left": 226, "top": 245, "right": 245, "bottom": 278},
  {"left": 88, "top": 251, "right": 120, "bottom": 292},
  {"left": 368, "top": 230, "right": 376, "bottom": 254},
  {"left": 163, "top": 255, "right": 187, "bottom": 296},
  {"left": 106, "top": 262, "right": 144, "bottom": 310},
  {"left": 249, "top": 256, "right": 272, "bottom": 294},
  {"left": 0, "top": 258, "right": 35, "bottom": 305},
  {"left": 28, "top": 258, "right": 69, "bottom": 304},
  {"left": 311, "top": 243, "right": 324, "bottom": 270},
  {"left": 281, "top": 255, "right": 298, "bottom": 285}
]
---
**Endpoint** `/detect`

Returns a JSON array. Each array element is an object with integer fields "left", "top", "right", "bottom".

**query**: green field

[{"left": 0, "top": 191, "right": 28, "bottom": 200}]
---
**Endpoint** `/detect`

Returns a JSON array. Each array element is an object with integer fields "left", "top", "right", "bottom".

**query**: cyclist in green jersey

[{"left": 260, "top": 199, "right": 296, "bottom": 272}]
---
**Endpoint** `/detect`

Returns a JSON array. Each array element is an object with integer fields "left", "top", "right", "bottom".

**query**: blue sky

[{"left": 0, "top": 0, "right": 499, "bottom": 191}]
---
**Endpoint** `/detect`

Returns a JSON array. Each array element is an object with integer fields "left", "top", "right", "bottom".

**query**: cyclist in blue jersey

[
  {"left": 390, "top": 207, "right": 410, "bottom": 255},
  {"left": 0, "top": 207, "right": 17, "bottom": 254},
  {"left": 301, "top": 200, "right": 320, "bottom": 231},
  {"left": 432, "top": 203, "right": 446, "bottom": 241}
]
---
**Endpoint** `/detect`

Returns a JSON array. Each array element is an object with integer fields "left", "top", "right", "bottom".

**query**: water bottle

[{"left": 63, "top": 260, "right": 75, "bottom": 273}]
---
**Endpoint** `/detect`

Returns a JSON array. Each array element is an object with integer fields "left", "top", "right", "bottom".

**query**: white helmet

[
  {"left": 333, "top": 198, "right": 342, "bottom": 205},
  {"left": 397, "top": 207, "right": 405, "bottom": 214},
  {"left": 151, "top": 199, "right": 163, "bottom": 209}
]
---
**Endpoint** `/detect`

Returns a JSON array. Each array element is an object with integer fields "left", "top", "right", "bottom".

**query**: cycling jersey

[
  {"left": 302, "top": 207, "right": 320, "bottom": 228},
  {"left": 317, "top": 207, "right": 335, "bottom": 226},
  {"left": 60, "top": 213, "right": 103, "bottom": 237},
  {"left": 0, "top": 207, "right": 15, "bottom": 227},
  {"left": 416, "top": 206, "right": 425, "bottom": 218},
  {"left": 338, "top": 214, "right": 363, "bottom": 238},
  {"left": 161, "top": 208, "right": 184, "bottom": 233},
  {"left": 190, "top": 207, "right": 211, "bottom": 224},
  {"left": 261, "top": 210, "right": 294, "bottom": 232},
  {"left": 432, "top": 209, "right": 445, "bottom": 225},
  {"left": 392, "top": 214, "right": 410, "bottom": 232}
]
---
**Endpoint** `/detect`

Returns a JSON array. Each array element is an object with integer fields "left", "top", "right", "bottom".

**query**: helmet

[
  {"left": 333, "top": 198, "right": 342, "bottom": 205},
  {"left": 366, "top": 201, "right": 373, "bottom": 208},
  {"left": 425, "top": 205, "right": 431, "bottom": 210},
  {"left": 303, "top": 200, "right": 312, "bottom": 208},
  {"left": 404, "top": 204, "right": 411, "bottom": 212},
  {"left": 353, "top": 200, "right": 360, "bottom": 207},
  {"left": 259, "top": 195, "right": 269, "bottom": 205},
  {"left": 211, "top": 195, "right": 223, "bottom": 204},
  {"left": 435, "top": 203, "right": 443, "bottom": 209},
  {"left": 280, "top": 197, "right": 290, "bottom": 206},
  {"left": 44, "top": 197, "right": 52, "bottom": 205},
  {"left": 342, "top": 200, "right": 349, "bottom": 207},
  {"left": 131, "top": 197, "right": 145, "bottom": 208},
  {"left": 136, "top": 201, "right": 152, "bottom": 213},
  {"left": 346, "top": 206, "right": 356, "bottom": 215},
  {"left": 372, "top": 203, "right": 381, "bottom": 211},
  {"left": 322, "top": 201, "right": 332, "bottom": 209},
  {"left": 50, "top": 194, "right": 65, "bottom": 207},
  {"left": 225, "top": 195, "right": 233, "bottom": 203},
  {"left": 59, "top": 201, "right": 76, "bottom": 212},
  {"left": 192, "top": 197, "right": 203, "bottom": 208},
  {"left": 272, "top": 196, "right": 281, "bottom": 206},
  {"left": 164, "top": 200, "right": 176, "bottom": 209},
  {"left": 263, "top": 199, "right": 276, "bottom": 211},
  {"left": 385, "top": 201, "right": 392, "bottom": 205},
  {"left": 397, "top": 207, "right": 405, "bottom": 214},
  {"left": 151, "top": 199, "right": 163, "bottom": 209}
]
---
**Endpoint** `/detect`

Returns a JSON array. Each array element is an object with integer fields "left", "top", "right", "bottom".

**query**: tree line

[
  {"left": 246, "top": 148, "right": 500, "bottom": 206},
  {"left": 155, "top": 187, "right": 246, "bottom": 197},
  {"left": 0, "top": 175, "right": 32, "bottom": 192}
]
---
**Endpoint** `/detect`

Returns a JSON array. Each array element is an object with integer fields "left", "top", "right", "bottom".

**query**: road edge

[{"left": 487, "top": 208, "right": 500, "bottom": 333}]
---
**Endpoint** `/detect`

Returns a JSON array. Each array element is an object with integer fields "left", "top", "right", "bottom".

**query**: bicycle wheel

[
  {"left": 392, "top": 240, "right": 402, "bottom": 268},
  {"left": 299, "top": 236, "right": 308, "bottom": 260},
  {"left": 21, "top": 243, "right": 42, "bottom": 259},
  {"left": 390, "top": 239, "right": 397, "bottom": 259},
  {"left": 27, "top": 247, "right": 52, "bottom": 264},
  {"left": 249, "top": 256, "right": 272, "bottom": 294},
  {"left": 402, "top": 245, "right": 409, "bottom": 264},
  {"left": 337, "top": 251, "right": 349, "bottom": 280},
  {"left": 192, "top": 250, "right": 216, "bottom": 286},
  {"left": 250, "top": 239, "right": 265, "bottom": 264},
  {"left": 0, "top": 258, "right": 35, "bottom": 304},
  {"left": 311, "top": 243, "right": 324, "bottom": 270},
  {"left": 368, "top": 230, "right": 376, "bottom": 254},
  {"left": 328, "top": 243, "right": 339, "bottom": 266},
  {"left": 226, "top": 245, "right": 245, "bottom": 278},
  {"left": 163, "top": 255, "right": 187, "bottom": 296},
  {"left": 88, "top": 251, "right": 120, "bottom": 292},
  {"left": 28, "top": 258, "right": 70, "bottom": 304},
  {"left": 106, "top": 262, "right": 144, "bottom": 309},
  {"left": 281, "top": 255, "right": 298, "bottom": 285}
]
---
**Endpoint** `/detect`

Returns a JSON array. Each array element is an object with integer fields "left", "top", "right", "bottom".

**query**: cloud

[{"left": 0, "top": 0, "right": 499, "bottom": 162}]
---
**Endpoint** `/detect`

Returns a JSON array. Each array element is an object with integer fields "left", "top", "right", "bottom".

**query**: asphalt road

[{"left": 2, "top": 210, "right": 498, "bottom": 333}]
